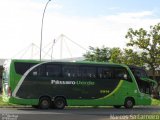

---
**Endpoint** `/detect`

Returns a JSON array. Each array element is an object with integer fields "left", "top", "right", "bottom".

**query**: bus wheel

[
  {"left": 113, "top": 105, "right": 121, "bottom": 109},
  {"left": 39, "top": 97, "right": 51, "bottom": 109},
  {"left": 124, "top": 98, "right": 134, "bottom": 109},
  {"left": 54, "top": 97, "right": 66, "bottom": 109}
]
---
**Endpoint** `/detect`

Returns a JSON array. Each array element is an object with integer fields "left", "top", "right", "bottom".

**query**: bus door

[{"left": 113, "top": 68, "right": 133, "bottom": 98}]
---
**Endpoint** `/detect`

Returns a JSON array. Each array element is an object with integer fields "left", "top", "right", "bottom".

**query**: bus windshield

[{"left": 129, "top": 66, "right": 157, "bottom": 95}]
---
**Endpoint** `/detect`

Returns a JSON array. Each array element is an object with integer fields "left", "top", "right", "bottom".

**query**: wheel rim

[
  {"left": 55, "top": 98, "right": 65, "bottom": 109},
  {"left": 42, "top": 100, "right": 49, "bottom": 107},
  {"left": 40, "top": 99, "right": 50, "bottom": 109},
  {"left": 56, "top": 100, "right": 64, "bottom": 108},
  {"left": 127, "top": 100, "right": 133, "bottom": 107},
  {"left": 125, "top": 99, "right": 133, "bottom": 108}
]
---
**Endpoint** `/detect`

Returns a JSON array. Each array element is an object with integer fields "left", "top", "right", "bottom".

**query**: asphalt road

[{"left": 0, "top": 106, "right": 160, "bottom": 120}]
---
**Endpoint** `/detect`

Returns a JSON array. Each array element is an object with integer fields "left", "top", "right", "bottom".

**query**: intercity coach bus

[{"left": 2, "top": 59, "right": 157, "bottom": 109}]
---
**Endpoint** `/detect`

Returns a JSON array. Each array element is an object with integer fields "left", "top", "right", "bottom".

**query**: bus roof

[{"left": 8, "top": 59, "right": 128, "bottom": 68}]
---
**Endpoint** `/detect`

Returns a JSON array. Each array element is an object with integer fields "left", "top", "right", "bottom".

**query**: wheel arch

[{"left": 39, "top": 95, "right": 52, "bottom": 101}]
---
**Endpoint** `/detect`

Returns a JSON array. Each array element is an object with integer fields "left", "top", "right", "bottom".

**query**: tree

[
  {"left": 125, "top": 23, "right": 160, "bottom": 79},
  {"left": 83, "top": 46, "right": 124, "bottom": 63},
  {"left": 109, "top": 48, "right": 144, "bottom": 66},
  {"left": 121, "top": 49, "right": 144, "bottom": 66},
  {"left": 109, "top": 47, "right": 123, "bottom": 63},
  {"left": 83, "top": 46, "right": 143, "bottom": 65},
  {"left": 83, "top": 46, "right": 111, "bottom": 62}
]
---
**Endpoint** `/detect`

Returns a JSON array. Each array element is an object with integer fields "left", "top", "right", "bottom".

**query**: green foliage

[
  {"left": 83, "top": 46, "right": 111, "bottom": 62},
  {"left": 83, "top": 46, "right": 144, "bottom": 66},
  {"left": 120, "top": 49, "right": 144, "bottom": 66},
  {"left": 83, "top": 23, "right": 160, "bottom": 79},
  {"left": 109, "top": 47, "right": 123, "bottom": 63},
  {"left": 125, "top": 23, "right": 160, "bottom": 78},
  {"left": 0, "top": 97, "right": 15, "bottom": 106},
  {"left": 151, "top": 99, "right": 160, "bottom": 106}
]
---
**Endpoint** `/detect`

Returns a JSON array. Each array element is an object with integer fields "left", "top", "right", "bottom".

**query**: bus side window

[
  {"left": 114, "top": 68, "right": 132, "bottom": 82},
  {"left": 98, "top": 68, "right": 113, "bottom": 79},
  {"left": 29, "top": 68, "right": 38, "bottom": 76},
  {"left": 29, "top": 65, "right": 45, "bottom": 77},
  {"left": 46, "top": 64, "right": 61, "bottom": 77},
  {"left": 33, "top": 71, "right": 38, "bottom": 76},
  {"left": 80, "top": 67, "right": 96, "bottom": 79},
  {"left": 62, "top": 65, "right": 79, "bottom": 78}
]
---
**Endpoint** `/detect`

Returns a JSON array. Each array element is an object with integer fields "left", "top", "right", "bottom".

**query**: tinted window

[
  {"left": 132, "top": 69, "right": 148, "bottom": 78},
  {"left": 114, "top": 68, "right": 132, "bottom": 82},
  {"left": 14, "top": 62, "right": 37, "bottom": 75},
  {"left": 98, "top": 68, "right": 113, "bottom": 79},
  {"left": 80, "top": 66, "right": 96, "bottom": 79},
  {"left": 63, "top": 65, "right": 80, "bottom": 78},
  {"left": 29, "top": 65, "right": 45, "bottom": 77},
  {"left": 46, "top": 64, "right": 61, "bottom": 77}
]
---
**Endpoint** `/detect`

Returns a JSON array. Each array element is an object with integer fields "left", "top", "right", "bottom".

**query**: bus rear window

[{"left": 14, "top": 62, "right": 37, "bottom": 75}]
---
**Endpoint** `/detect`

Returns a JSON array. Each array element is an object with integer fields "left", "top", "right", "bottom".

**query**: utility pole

[{"left": 40, "top": 0, "right": 51, "bottom": 61}]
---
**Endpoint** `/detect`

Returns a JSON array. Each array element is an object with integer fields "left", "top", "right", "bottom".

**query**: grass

[
  {"left": 151, "top": 99, "right": 160, "bottom": 115},
  {"left": 0, "top": 96, "right": 18, "bottom": 107},
  {"left": 151, "top": 99, "right": 160, "bottom": 106}
]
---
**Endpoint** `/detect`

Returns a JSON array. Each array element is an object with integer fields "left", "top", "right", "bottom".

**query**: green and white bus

[{"left": 2, "top": 59, "right": 157, "bottom": 109}]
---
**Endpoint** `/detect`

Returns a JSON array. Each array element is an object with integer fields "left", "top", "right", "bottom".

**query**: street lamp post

[{"left": 40, "top": 0, "right": 51, "bottom": 61}]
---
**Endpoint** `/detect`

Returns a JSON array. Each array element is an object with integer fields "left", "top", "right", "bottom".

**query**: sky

[{"left": 0, "top": 0, "right": 160, "bottom": 60}]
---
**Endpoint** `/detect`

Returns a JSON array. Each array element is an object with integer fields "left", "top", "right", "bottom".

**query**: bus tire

[
  {"left": 39, "top": 97, "right": 51, "bottom": 109},
  {"left": 54, "top": 97, "right": 66, "bottom": 109},
  {"left": 124, "top": 98, "right": 134, "bottom": 109},
  {"left": 113, "top": 105, "right": 121, "bottom": 109}
]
